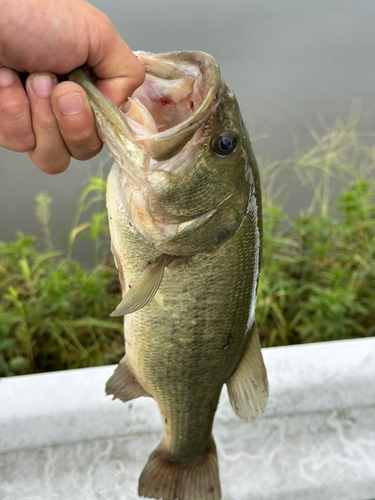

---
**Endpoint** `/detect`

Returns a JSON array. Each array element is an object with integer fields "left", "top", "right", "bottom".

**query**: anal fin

[
  {"left": 226, "top": 321, "right": 269, "bottom": 421},
  {"left": 106, "top": 356, "right": 150, "bottom": 401}
]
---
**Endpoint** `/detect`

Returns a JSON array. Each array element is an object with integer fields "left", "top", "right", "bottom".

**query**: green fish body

[{"left": 69, "top": 51, "right": 268, "bottom": 500}]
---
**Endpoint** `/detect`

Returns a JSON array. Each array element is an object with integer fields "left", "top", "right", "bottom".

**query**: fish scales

[
  {"left": 125, "top": 218, "right": 257, "bottom": 456},
  {"left": 69, "top": 50, "right": 268, "bottom": 500}
]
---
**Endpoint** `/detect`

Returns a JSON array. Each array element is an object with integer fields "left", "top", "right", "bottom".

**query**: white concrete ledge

[{"left": 1, "top": 338, "right": 375, "bottom": 500}]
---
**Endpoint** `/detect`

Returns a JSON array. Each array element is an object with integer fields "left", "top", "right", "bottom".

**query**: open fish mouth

[
  {"left": 127, "top": 52, "right": 222, "bottom": 140},
  {"left": 70, "top": 52, "right": 224, "bottom": 162}
]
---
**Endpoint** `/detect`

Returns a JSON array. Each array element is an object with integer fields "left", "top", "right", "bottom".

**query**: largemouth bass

[{"left": 69, "top": 51, "right": 268, "bottom": 500}]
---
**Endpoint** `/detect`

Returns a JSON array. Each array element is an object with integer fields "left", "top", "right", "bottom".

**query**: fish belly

[{"left": 125, "top": 216, "right": 258, "bottom": 458}]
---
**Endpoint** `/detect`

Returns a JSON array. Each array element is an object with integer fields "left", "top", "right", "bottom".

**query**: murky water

[{"left": 1, "top": 0, "right": 375, "bottom": 261}]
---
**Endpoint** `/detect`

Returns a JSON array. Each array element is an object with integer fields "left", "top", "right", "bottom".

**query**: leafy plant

[
  {"left": 256, "top": 105, "right": 375, "bottom": 346},
  {"left": 0, "top": 175, "right": 123, "bottom": 377}
]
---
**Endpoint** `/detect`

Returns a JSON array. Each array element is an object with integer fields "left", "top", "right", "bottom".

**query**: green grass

[
  {"left": 0, "top": 106, "right": 374, "bottom": 376},
  {"left": 258, "top": 178, "right": 375, "bottom": 346},
  {"left": 0, "top": 176, "right": 124, "bottom": 377}
]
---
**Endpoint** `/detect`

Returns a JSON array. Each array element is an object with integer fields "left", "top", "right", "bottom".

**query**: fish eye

[{"left": 212, "top": 130, "right": 238, "bottom": 156}]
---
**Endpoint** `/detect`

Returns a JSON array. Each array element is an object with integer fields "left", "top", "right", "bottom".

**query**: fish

[{"left": 69, "top": 51, "right": 268, "bottom": 500}]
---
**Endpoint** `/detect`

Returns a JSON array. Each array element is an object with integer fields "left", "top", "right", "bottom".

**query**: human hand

[{"left": 0, "top": 0, "right": 145, "bottom": 174}]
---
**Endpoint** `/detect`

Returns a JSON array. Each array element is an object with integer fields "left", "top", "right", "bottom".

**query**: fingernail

[
  {"left": 57, "top": 93, "right": 84, "bottom": 115},
  {"left": 0, "top": 68, "right": 16, "bottom": 87},
  {"left": 32, "top": 75, "right": 56, "bottom": 96}
]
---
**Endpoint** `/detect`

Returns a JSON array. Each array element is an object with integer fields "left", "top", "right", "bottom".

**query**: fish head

[{"left": 70, "top": 52, "right": 261, "bottom": 256}]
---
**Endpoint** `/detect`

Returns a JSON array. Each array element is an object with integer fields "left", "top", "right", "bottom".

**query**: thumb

[{"left": 85, "top": 10, "right": 145, "bottom": 108}]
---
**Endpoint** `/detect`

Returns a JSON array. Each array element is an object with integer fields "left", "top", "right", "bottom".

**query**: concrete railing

[{"left": 1, "top": 337, "right": 375, "bottom": 500}]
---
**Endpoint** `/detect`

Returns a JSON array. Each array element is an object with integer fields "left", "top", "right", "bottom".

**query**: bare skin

[{"left": 0, "top": 0, "right": 145, "bottom": 174}]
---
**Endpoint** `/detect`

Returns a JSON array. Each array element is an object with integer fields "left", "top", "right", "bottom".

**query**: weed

[
  {"left": 0, "top": 175, "right": 123, "bottom": 377},
  {"left": 257, "top": 104, "right": 375, "bottom": 346}
]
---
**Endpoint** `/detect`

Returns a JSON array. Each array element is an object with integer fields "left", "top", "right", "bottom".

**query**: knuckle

[
  {"left": 133, "top": 62, "right": 146, "bottom": 87},
  {"left": 15, "top": 135, "right": 36, "bottom": 152},
  {"left": 0, "top": 129, "right": 35, "bottom": 153},
  {"left": 36, "top": 118, "right": 60, "bottom": 135},
  {"left": 0, "top": 97, "right": 35, "bottom": 151},
  {"left": 100, "top": 12, "right": 113, "bottom": 31},
  {"left": 0, "top": 98, "right": 29, "bottom": 118}
]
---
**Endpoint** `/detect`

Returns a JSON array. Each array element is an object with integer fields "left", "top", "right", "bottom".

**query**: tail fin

[{"left": 138, "top": 440, "right": 221, "bottom": 500}]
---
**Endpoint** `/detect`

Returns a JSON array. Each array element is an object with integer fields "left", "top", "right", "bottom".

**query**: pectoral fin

[
  {"left": 110, "top": 255, "right": 172, "bottom": 317},
  {"left": 226, "top": 321, "right": 269, "bottom": 421}
]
